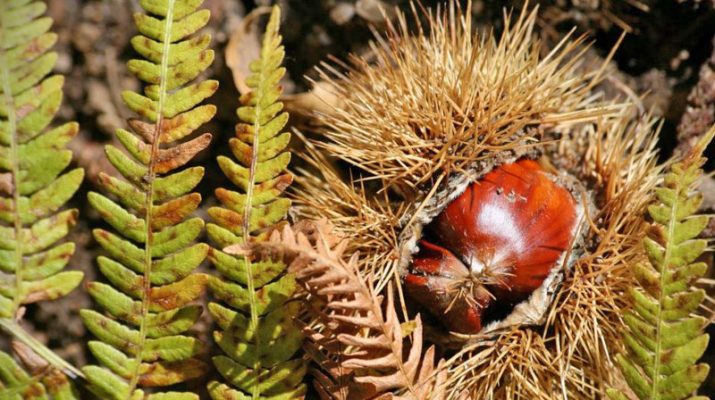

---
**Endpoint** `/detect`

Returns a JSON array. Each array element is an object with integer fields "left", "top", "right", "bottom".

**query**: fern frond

[
  {"left": 0, "top": 349, "right": 79, "bottom": 400},
  {"left": 206, "top": 5, "right": 304, "bottom": 399},
  {"left": 0, "top": 0, "right": 84, "bottom": 380},
  {"left": 260, "top": 221, "right": 447, "bottom": 400},
  {"left": 0, "top": 0, "right": 84, "bottom": 319},
  {"left": 81, "top": 1, "right": 217, "bottom": 398},
  {"left": 607, "top": 126, "right": 715, "bottom": 400}
]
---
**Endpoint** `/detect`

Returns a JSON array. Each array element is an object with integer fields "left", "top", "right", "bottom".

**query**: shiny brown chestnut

[{"left": 405, "top": 159, "right": 578, "bottom": 334}]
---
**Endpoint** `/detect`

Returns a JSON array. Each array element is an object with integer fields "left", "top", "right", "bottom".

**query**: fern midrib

[
  {"left": 0, "top": 3, "right": 25, "bottom": 318},
  {"left": 126, "top": 1, "right": 175, "bottom": 396},
  {"left": 241, "top": 54, "right": 269, "bottom": 400},
  {"left": 649, "top": 176, "right": 683, "bottom": 399}
]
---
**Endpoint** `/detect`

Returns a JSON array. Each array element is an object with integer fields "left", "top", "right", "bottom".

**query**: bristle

[
  {"left": 295, "top": 2, "right": 622, "bottom": 289},
  {"left": 293, "top": 3, "right": 663, "bottom": 398},
  {"left": 292, "top": 138, "right": 403, "bottom": 289},
  {"left": 313, "top": 5, "right": 610, "bottom": 190}
]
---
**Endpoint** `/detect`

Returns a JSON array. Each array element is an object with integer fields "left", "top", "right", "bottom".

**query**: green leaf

[
  {"left": 82, "top": 0, "right": 215, "bottom": 396},
  {"left": 83, "top": 365, "right": 132, "bottom": 400},
  {"left": 146, "top": 392, "right": 198, "bottom": 400},
  {"left": 207, "top": 6, "right": 305, "bottom": 399},
  {"left": 88, "top": 192, "right": 147, "bottom": 243},
  {"left": 134, "top": 9, "right": 210, "bottom": 43},
  {"left": 131, "top": 33, "right": 210, "bottom": 66},
  {"left": 213, "top": 356, "right": 307, "bottom": 397},
  {"left": 153, "top": 166, "right": 205, "bottom": 202},
  {"left": 209, "top": 248, "right": 284, "bottom": 287},
  {"left": 0, "top": 0, "right": 84, "bottom": 323},
  {"left": 128, "top": 49, "right": 214, "bottom": 90},
  {"left": 610, "top": 126, "right": 715, "bottom": 399},
  {"left": 209, "top": 274, "right": 296, "bottom": 317},
  {"left": 139, "top": 0, "right": 204, "bottom": 20},
  {"left": 0, "top": 350, "right": 79, "bottom": 400}
]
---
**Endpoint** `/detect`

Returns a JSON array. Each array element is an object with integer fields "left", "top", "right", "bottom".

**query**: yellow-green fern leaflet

[
  {"left": 0, "top": 0, "right": 84, "bottom": 320},
  {"left": 81, "top": 0, "right": 217, "bottom": 399},
  {"left": 608, "top": 126, "right": 715, "bottom": 400},
  {"left": 0, "top": 350, "right": 79, "bottom": 399},
  {"left": 207, "top": 6, "right": 306, "bottom": 400},
  {"left": 0, "top": 0, "right": 85, "bottom": 386}
]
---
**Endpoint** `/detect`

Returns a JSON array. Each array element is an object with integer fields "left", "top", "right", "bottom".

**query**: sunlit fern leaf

[
  {"left": 81, "top": 0, "right": 217, "bottom": 398},
  {"left": 0, "top": 350, "right": 79, "bottom": 400},
  {"left": 607, "top": 126, "right": 715, "bottom": 400},
  {"left": 0, "top": 0, "right": 84, "bottom": 319},
  {"left": 205, "top": 5, "right": 306, "bottom": 400}
]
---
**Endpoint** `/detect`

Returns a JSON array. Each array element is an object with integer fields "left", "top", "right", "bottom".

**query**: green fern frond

[
  {"left": 0, "top": 0, "right": 84, "bottom": 319},
  {"left": 608, "top": 126, "right": 715, "bottom": 400},
  {"left": 81, "top": 0, "right": 217, "bottom": 398},
  {"left": 0, "top": 350, "right": 79, "bottom": 400},
  {"left": 206, "top": 6, "right": 305, "bottom": 400}
]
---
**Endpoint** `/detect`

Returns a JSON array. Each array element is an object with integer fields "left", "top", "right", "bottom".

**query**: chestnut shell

[{"left": 405, "top": 159, "right": 578, "bottom": 334}]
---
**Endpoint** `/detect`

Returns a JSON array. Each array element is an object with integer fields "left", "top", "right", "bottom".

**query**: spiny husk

[
  {"left": 314, "top": 2, "right": 612, "bottom": 192},
  {"left": 293, "top": 2, "right": 663, "bottom": 398},
  {"left": 440, "top": 111, "right": 661, "bottom": 398},
  {"left": 294, "top": 2, "right": 625, "bottom": 290}
]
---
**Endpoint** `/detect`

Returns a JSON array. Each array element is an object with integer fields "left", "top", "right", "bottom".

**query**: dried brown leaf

[
  {"left": 0, "top": 172, "right": 13, "bottom": 195},
  {"left": 154, "top": 133, "right": 212, "bottom": 174},
  {"left": 225, "top": 7, "right": 272, "bottom": 95},
  {"left": 283, "top": 81, "right": 341, "bottom": 117},
  {"left": 259, "top": 220, "right": 446, "bottom": 400},
  {"left": 355, "top": 0, "right": 393, "bottom": 23},
  {"left": 12, "top": 340, "right": 49, "bottom": 375}
]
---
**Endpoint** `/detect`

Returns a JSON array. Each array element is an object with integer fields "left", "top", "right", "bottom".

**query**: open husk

[{"left": 292, "top": 2, "right": 662, "bottom": 398}]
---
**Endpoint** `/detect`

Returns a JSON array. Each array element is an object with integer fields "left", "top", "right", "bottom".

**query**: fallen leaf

[
  {"left": 330, "top": 2, "right": 356, "bottom": 25},
  {"left": 283, "top": 81, "right": 342, "bottom": 117},
  {"left": 0, "top": 173, "right": 13, "bottom": 195},
  {"left": 355, "top": 0, "right": 393, "bottom": 23},
  {"left": 225, "top": 7, "right": 272, "bottom": 95},
  {"left": 12, "top": 340, "right": 49, "bottom": 375}
]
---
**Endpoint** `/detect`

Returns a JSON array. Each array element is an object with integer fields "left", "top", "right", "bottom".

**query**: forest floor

[{"left": 3, "top": 0, "right": 715, "bottom": 397}]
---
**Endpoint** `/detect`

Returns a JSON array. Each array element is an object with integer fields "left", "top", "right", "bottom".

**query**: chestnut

[{"left": 405, "top": 159, "right": 579, "bottom": 334}]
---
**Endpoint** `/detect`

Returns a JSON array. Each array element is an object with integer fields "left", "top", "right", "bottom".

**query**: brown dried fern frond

[{"left": 258, "top": 220, "right": 447, "bottom": 400}]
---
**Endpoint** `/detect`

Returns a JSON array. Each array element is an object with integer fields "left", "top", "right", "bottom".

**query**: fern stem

[
  {"left": 0, "top": 318, "right": 84, "bottom": 379},
  {"left": 243, "top": 70, "right": 263, "bottom": 400},
  {"left": 0, "top": 5, "right": 24, "bottom": 318},
  {"left": 125, "top": 0, "right": 175, "bottom": 396}
]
